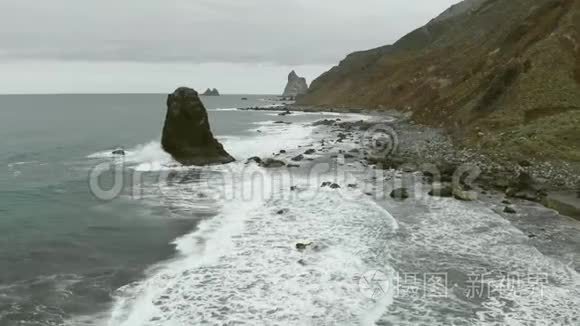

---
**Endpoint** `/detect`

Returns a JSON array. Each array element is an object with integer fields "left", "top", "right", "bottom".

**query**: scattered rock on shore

[
  {"left": 390, "top": 188, "right": 410, "bottom": 200},
  {"left": 292, "top": 154, "right": 305, "bottom": 162},
  {"left": 246, "top": 156, "right": 263, "bottom": 165},
  {"left": 504, "top": 206, "right": 517, "bottom": 214},
  {"left": 312, "top": 119, "right": 337, "bottom": 126},
  {"left": 260, "top": 158, "right": 286, "bottom": 168}
]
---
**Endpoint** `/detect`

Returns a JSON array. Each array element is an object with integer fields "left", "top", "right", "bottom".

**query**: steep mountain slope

[{"left": 299, "top": 0, "right": 580, "bottom": 162}]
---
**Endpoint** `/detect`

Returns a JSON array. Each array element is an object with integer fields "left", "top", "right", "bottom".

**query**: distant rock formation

[
  {"left": 282, "top": 71, "right": 308, "bottom": 98},
  {"left": 202, "top": 88, "right": 220, "bottom": 96},
  {"left": 161, "top": 87, "right": 235, "bottom": 166}
]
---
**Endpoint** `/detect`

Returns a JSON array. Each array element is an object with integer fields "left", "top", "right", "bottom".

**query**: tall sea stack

[
  {"left": 282, "top": 71, "right": 308, "bottom": 97},
  {"left": 161, "top": 87, "right": 235, "bottom": 166}
]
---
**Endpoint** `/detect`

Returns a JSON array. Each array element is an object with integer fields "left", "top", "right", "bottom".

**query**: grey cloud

[{"left": 0, "top": 0, "right": 461, "bottom": 65}]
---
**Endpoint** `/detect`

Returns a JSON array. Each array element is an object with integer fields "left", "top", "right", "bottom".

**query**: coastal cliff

[{"left": 299, "top": 0, "right": 580, "bottom": 163}]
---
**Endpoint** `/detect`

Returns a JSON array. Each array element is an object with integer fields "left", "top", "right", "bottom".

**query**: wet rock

[
  {"left": 312, "top": 119, "right": 337, "bottom": 126},
  {"left": 260, "top": 158, "right": 286, "bottom": 168},
  {"left": 329, "top": 183, "right": 341, "bottom": 189},
  {"left": 279, "top": 150, "right": 287, "bottom": 154},
  {"left": 287, "top": 164, "right": 300, "bottom": 168},
  {"left": 246, "top": 156, "right": 263, "bottom": 165},
  {"left": 161, "top": 87, "right": 234, "bottom": 166},
  {"left": 390, "top": 188, "right": 410, "bottom": 200},
  {"left": 112, "top": 149, "right": 125, "bottom": 156},
  {"left": 504, "top": 206, "right": 517, "bottom": 214},
  {"left": 292, "top": 154, "right": 305, "bottom": 162},
  {"left": 321, "top": 182, "right": 332, "bottom": 187},
  {"left": 347, "top": 184, "right": 358, "bottom": 189},
  {"left": 276, "top": 209, "right": 289, "bottom": 215},
  {"left": 304, "top": 149, "right": 316, "bottom": 155},
  {"left": 296, "top": 242, "right": 312, "bottom": 251}
]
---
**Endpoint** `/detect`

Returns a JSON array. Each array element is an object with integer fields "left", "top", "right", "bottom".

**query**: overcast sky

[{"left": 0, "top": 0, "right": 460, "bottom": 94}]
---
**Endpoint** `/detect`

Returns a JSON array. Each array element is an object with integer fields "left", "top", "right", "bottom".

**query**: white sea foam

[
  {"left": 105, "top": 163, "right": 398, "bottom": 325},
  {"left": 212, "top": 107, "right": 238, "bottom": 112},
  {"left": 100, "top": 115, "right": 399, "bottom": 326}
]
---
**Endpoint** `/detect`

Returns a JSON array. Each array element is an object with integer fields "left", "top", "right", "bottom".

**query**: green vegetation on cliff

[{"left": 299, "top": 0, "right": 580, "bottom": 163}]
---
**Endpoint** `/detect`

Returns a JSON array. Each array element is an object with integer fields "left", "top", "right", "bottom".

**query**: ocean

[{"left": 1, "top": 94, "right": 579, "bottom": 325}]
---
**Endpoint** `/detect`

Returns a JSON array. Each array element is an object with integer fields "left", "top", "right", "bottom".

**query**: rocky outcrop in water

[
  {"left": 282, "top": 71, "right": 308, "bottom": 98},
  {"left": 202, "top": 88, "right": 220, "bottom": 96},
  {"left": 161, "top": 87, "right": 234, "bottom": 166}
]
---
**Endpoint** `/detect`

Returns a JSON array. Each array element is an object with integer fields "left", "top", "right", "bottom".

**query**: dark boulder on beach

[
  {"left": 161, "top": 87, "right": 235, "bottom": 166},
  {"left": 246, "top": 157, "right": 263, "bottom": 165},
  {"left": 292, "top": 154, "right": 305, "bottom": 162},
  {"left": 260, "top": 158, "right": 286, "bottom": 168},
  {"left": 504, "top": 206, "right": 517, "bottom": 214},
  {"left": 390, "top": 188, "right": 410, "bottom": 200}
]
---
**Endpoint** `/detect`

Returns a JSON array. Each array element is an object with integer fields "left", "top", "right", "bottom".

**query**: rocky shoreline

[{"left": 241, "top": 104, "right": 580, "bottom": 221}]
